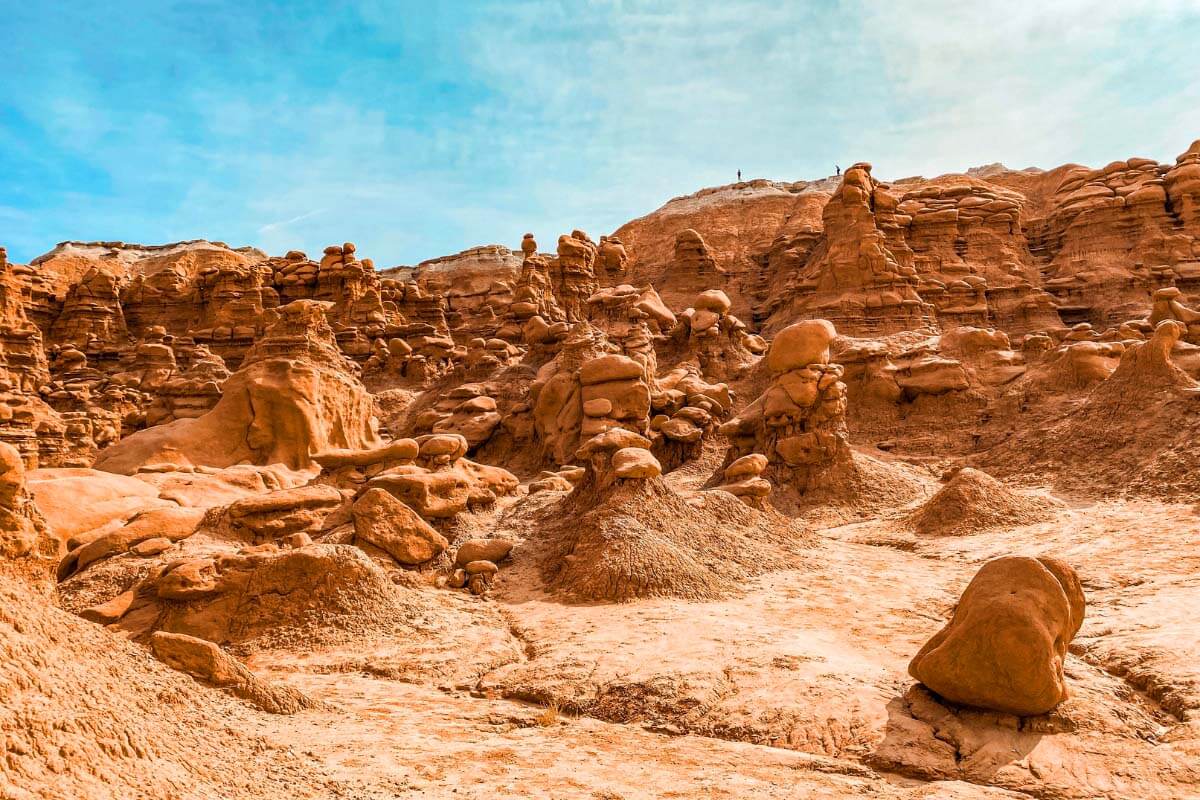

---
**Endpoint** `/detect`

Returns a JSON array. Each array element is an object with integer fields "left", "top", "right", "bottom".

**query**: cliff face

[
  {"left": 608, "top": 142, "right": 1200, "bottom": 339},
  {"left": 612, "top": 179, "right": 835, "bottom": 321},
  {"left": 3, "top": 139, "right": 1200, "bottom": 469}
]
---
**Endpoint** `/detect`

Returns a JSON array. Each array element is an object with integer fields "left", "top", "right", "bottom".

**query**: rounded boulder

[{"left": 766, "top": 320, "right": 837, "bottom": 374}]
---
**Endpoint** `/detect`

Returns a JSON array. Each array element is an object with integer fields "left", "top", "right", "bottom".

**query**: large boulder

[
  {"left": 351, "top": 488, "right": 448, "bottom": 565},
  {"left": 909, "top": 555, "right": 1085, "bottom": 716}
]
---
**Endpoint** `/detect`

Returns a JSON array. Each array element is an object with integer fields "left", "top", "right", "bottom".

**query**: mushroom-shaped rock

[
  {"left": 417, "top": 433, "right": 469, "bottom": 461},
  {"left": 611, "top": 447, "right": 662, "bottom": 479},
  {"left": 694, "top": 289, "right": 732, "bottom": 314},
  {"left": 766, "top": 320, "right": 837, "bottom": 373},
  {"left": 351, "top": 488, "right": 449, "bottom": 565},
  {"left": 660, "top": 418, "right": 703, "bottom": 443},
  {"left": 909, "top": 555, "right": 1085, "bottom": 716}
]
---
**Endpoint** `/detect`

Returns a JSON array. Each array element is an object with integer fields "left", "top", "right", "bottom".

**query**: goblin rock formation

[
  {"left": 5, "top": 138, "right": 1200, "bottom": 800},
  {"left": 94, "top": 299, "right": 381, "bottom": 474},
  {"left": 719, "top": 319, "right": 850, "bottom": 493}
]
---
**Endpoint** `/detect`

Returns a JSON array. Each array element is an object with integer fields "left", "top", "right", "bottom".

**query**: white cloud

[
  {"left": 6, "top": 0, "right": 1199, "bottom": 265},
  {"left": 850, "top": 0, "right": 1200, "bottom": 175}
]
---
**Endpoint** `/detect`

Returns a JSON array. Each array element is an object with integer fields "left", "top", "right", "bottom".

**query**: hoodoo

[{"left": 3, "top": 96, "right": 1199, "bottom": 796}]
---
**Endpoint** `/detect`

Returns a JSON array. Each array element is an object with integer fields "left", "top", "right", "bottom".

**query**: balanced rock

[
  {"left": 909, "top": 555, "right": 1085, "bottom": 716},
  {"left": 766, "top": 319, "right": 837, "bottom": 373},
  {"left": 455, "top": 537, "right": 514, "bottom": 567}
]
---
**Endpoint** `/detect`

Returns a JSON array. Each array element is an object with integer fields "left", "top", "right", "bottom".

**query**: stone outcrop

[
  {"left": 351, "top": 487, "right": 448, "bottom": 565},
  {"left": 611, "top": 178, "right": 835, "bottom": 317},
  {"left": 361, "top": 434, "right": 519, "bottom": 519},
  {"left": 719, "top": 320, "right": 850, "bottom": 489},
  {"left": 7, "top": 139, "right": 1200, "bottom": 800},
  {"left": 93, "top": 300, "right": 381, "bottom": 474},
  {"left": 0, "top": 441, "right": 54, "bottom": 577},
  {"left": 764, "top": 164, "right": 937, "bottom": 336},
  {"left": 108, "top": 542, "right": 409, "bottom": 647},
  {"left": 665, "top": 288, "right": 765, "bottom": 380},
  {"left": 149, "top": 631, "right": 319, "bottom": 714},
  {"left": 550, "top": 231, "right": 600, "bottom": 322}
]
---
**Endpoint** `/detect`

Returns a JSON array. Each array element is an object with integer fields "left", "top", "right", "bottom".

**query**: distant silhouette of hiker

[
  {"left": 836, "top": 165, "right": 841, "bottom": 176},
  {"left": 737, "top": 169, "right": 742, "bottom": 181}
]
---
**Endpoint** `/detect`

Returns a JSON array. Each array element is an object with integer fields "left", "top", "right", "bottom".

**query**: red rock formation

[
  {"left": 613, "top": 179, "right": 834, "bottom": 317},
  {"left": 764, "top": 164, "right": 937, "bottom": 336},
  {"left": 549, "top": 231, "right": 600, "bottom": 322},
  {"left": 94, "top": 300, "right": 380, "bottom": 474}
]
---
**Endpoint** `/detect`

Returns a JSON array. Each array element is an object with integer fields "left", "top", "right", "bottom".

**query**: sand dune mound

[
  {"left": 907, "top": 468, "right": 1055, "bottom": 537},
  {"left": 0, "top": 574, "right": 329, "bottom": 799},
  {"left": 92, "top": 543, "right": 438, "bottom": 654},
  {"left": 536, "top": 477, "right": 809, "bottom": 602},
  {"left": 983, "top": 322, "right": 1200, "bottom": 499}
]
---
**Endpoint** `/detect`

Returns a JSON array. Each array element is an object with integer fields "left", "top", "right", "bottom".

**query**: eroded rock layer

[{"left": 4, "top": 138, "right": 1200, "bottom": 800}]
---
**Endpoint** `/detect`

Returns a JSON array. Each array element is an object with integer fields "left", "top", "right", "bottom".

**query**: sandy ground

[{"left": 236, "top": 492, "right": 1199, "bottom": 799}]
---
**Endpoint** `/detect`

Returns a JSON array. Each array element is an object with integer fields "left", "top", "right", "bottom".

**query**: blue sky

[{"left": 3, "top": 0, "right": 1199, "bottom": 266}]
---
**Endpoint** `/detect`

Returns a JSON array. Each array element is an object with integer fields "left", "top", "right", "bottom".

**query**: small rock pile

[{"left": 446, "top": 537, "right": 514, "bottom": 596}]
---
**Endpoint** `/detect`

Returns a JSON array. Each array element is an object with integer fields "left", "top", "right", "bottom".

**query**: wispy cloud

[
  {"left": 258, "top": 209, "right": 327, "bottom": 235},
  {"left": 2, "top": 1, "right": 1198, "bottom": 266}
]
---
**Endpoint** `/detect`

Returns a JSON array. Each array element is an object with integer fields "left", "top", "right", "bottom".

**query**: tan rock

[
  {"left": 909, "top": 555, "right": 1084, "bottom": 716},
  {"left": 352, "top": 488, "right": 448, "bottom": 565},
  {"left": 455, "top": 538, "right": 515, "bottom": 566},
  {"left": 611, "top": 447, "right": 662, "bottom": 479},
  {"left": 149, "top": 631, "right": 318, "bottom": 714},
  {"left": 580, "top": 354, "right": 645, "bottom": 385},
  {"left": 766, "top": 320, "right": 837, "bottom": 373}
]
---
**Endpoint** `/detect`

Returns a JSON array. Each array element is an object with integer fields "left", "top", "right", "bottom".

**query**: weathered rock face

[
  {"left": 0, "top": 441, "right": 54, "bottom": 575},
  {"left": 0, "top": 248, "right": 50, "bottom": 394},
  {"left": 764, "top": 164, "right": 938, "bottom": 336},
  {"left": 407, "top": 245, "right": 523, "bottom": 342},
  {"left": 909, "top": 555, "right": 1085, "bottom": 716},
  {"left": 529, "top": 323, "right": 616, "bottom": 465},
  {"left": 148, "top": 630, "right": 318, "bottom": 714},
  {"left": 612, "top": 179, "right": 835, "bottom": 318},
  {"left": 979, "top": 142, "right": 1199, "bottom": 335},
  {"left": 550, "top": 231, "right": 600, "bottom": 322},
  {"left": 660, "top": 288, "right": 765, "bottom": 382},
  {"left": 355, "top": 433, "right": 519, "bottom": 520},
  {"left": 608, "top": 143, "right": 1200, "bottom": 344},
  {"left": 93, "top": 300, "right": 381, "bottom": 474}
]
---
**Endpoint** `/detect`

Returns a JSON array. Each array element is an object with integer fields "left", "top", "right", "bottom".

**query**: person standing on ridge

[
  {"left": 836, "top": 165, "right": 841, "bottom": 176},
  {"left": 737, "top": 169, "right": 742, "bottom": 181}
]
